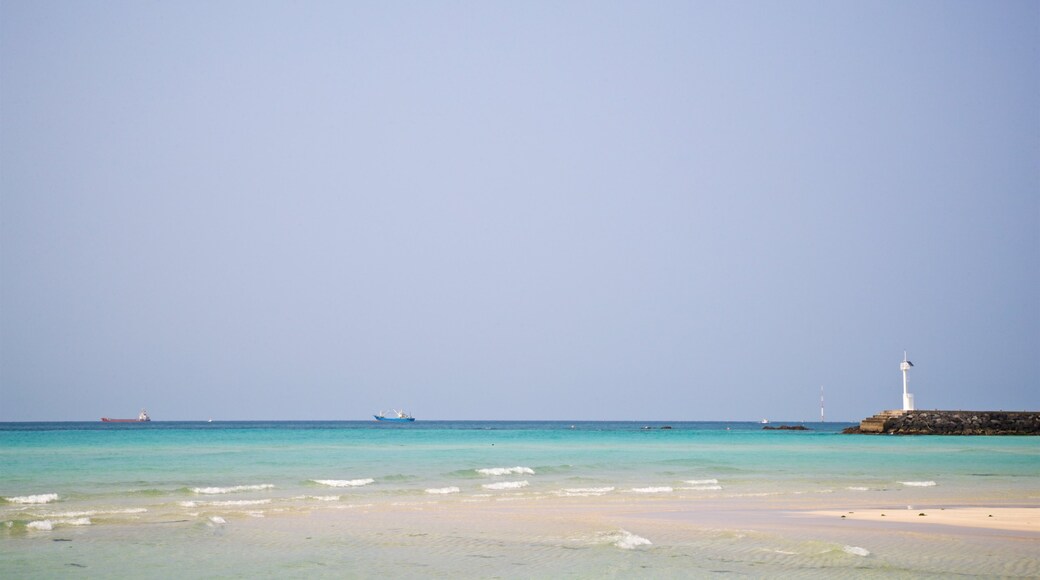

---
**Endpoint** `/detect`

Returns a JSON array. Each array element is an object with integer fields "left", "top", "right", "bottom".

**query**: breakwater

[{"left": 845, "top": 410, "right": 1040, "bottom": 435}]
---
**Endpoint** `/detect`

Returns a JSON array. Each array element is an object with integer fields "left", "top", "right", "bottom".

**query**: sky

[{"left": 1, "top": 1, "right": 1037, "bottom": 422}]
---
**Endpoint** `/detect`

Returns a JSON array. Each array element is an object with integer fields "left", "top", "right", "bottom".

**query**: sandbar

[{"left": 804, "top": 507, "right": 1039, "bottom": 533}]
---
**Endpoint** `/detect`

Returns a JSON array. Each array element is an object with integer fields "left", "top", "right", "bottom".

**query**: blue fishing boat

[{"left": 374, "top": 409, "right": 415, "bottom": 422}]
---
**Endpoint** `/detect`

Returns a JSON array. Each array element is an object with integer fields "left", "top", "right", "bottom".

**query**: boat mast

[{"left": 820, "top": 386, "right": 824, "bottom": 423}]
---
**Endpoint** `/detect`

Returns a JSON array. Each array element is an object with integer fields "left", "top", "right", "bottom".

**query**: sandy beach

[
  {"left": 6, "top": 481, "right": 1039, "bottom": 578},
  {"left": 196, "top": 494, "right": 1039, "bottom": 577},
  {"left": 805, "top": 506, "right": 1040, "bottom": 533}
]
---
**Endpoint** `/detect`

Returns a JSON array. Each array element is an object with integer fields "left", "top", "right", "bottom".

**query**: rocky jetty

[{"left": 844, "top": 410, "right": 1040, "bottom": 435}]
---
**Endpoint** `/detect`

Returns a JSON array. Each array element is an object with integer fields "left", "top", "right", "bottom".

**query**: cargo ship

[
  {"left": 101, "top": 409, "right": 151, "bottom": 422},
  {"left": 374, "top": 409, "right": 415, "bottom": 422}
]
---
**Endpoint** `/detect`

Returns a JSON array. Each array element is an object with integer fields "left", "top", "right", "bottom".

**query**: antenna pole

[{"left": 820, "top": 386, "right": 824, "bottom": 422}]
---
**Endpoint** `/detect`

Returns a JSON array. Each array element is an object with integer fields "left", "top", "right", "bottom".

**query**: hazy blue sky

[{"left": 2, "top": 1, "right": 1037, "bottom": 421}]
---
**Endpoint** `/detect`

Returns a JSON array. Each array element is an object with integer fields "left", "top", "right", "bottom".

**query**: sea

[{"left": 2, "top": 421, "right": 1038, "bottom": 578}]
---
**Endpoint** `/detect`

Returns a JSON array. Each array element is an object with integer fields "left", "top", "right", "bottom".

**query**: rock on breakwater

[{"left": 844, "top": 411, "right": 1040, "bottom": 435}]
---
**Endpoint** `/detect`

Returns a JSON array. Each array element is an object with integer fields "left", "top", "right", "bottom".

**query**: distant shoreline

[{"left": 0, "top": 419, "right": 859, "bottom": 427}]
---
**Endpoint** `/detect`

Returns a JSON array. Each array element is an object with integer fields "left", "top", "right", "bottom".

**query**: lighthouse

[{"left": 901, "top": 351, "right": 915, "bottom": 411}]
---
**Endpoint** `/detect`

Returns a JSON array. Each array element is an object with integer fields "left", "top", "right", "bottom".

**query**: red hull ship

[{"left": 101, "top": 409, "right": 151, "bottom": 422}]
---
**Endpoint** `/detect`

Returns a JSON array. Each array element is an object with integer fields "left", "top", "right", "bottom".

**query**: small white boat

[{"left": 760, "top": 419, "right": 769, "bottom": 424}]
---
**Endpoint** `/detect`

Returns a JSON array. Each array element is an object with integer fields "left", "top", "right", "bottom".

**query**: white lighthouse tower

[{"left": 900, "top": 351, "right": 915, "bottom": 411}]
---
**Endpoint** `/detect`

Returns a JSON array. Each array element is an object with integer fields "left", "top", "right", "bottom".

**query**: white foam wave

[
  {"left": 560, "top": 487, "right": 615, "bottom": 497},
  {"left": 26, "top": 517, "right": 91, "bottom": 531},
  {"left": 209, "top": 516, "right": 226, "bottom": 525},
  {"left": 482, "top": 481, "right": 529, "bottom": 490},
  {"left": 48, "top": 511, "right": 95, "bottom": 518},
  {"left": 208, "top": 499, "right": 271, "bottom": 507},
  {"left": 847, "top": 486, "right": 870, "bottom": 491},
  {"left": 680, "top": 485, "right": 722, "bottom": 491},
  {"left": 630, "top": 486, "right": 672, "bottom": 493},
  {"left": 5, "top": 493, "right": 59, "bottom": 504},
  {"left": 843, "top": 545, "right": 870, "bottom": 557},
  {"left": 49, "top": 508, "right": 147, "bottom": 518},
  {"left": 605, "top": 529, "right": 652, "bottom": 550},
  {"left": 331, "top": 503, "right": 373, "bottom": 510},
  {"left": 425, "top": 487, "right": 461, "bottom": 495},
  {"left": 476, "top": 466, "right": 535, "bottom": 476},
  {"left": 311, "top": 479, "right": 375, "bottom": 488},
  {"left": 726, "top": 492, "right": 782, "bottom": 497},
  {"left": 181, "top": 499, "right": 270, "bottom": 508},
  {"left": 684, "top": 479, "right": 719, "bottom": 485},
  {"left": 191, "top": 484, "right": 274, "bottom": 494},
  {"left": 899, "top": 481, "right": 937, "bottom": 487},
  {"left": 300, "top": 495, "right": 340, "bottom": 502}
]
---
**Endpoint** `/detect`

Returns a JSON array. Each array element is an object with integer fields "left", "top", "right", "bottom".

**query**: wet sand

[
  {"left": 9, "top": 494, "right": 1038, "bottom": 578},
  {"left": 804, "top": 506, "right": 1040, "bottom": 533},
  {"left": 259, "top": 495, "right": 1040, "bottom": 576}
]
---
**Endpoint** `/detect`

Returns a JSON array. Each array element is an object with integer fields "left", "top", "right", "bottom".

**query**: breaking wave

[
  {"left": 684, "top": 479, "right": 718, "bottom": 485},
  {"left": 26, "top": 518, "right": 91, "bottom": 531},
  {"left": 843, "top": 545, "right": 871, "bottom": 557},
  {"left": 47, "top": 508, "right": 147, "bottom": 518},
  {"left": 899, "top": 481, "right": 937, "bottom": 487},
  {"left": 559, "top": 487, "right": 615, "bottom": 497},
  {"left": 425, "top": 487, "right": 461, "bottom": 494},
  {"left": 311, "top": 479, "right": 375, "bottom": 488},
  {"left": 602, "top": 529, "right": 652, "bottom": 550},
  {"left": 476, "top": 467, "right": 535, "bottom": 476},
  {"left": 191, "top": 484, "right": 274, "bottom": 494},
  {"left": 630, "top": 486, "right": 672, "bottom": 493},
  {"left": 180, "top": 499, "right": 271, "bottom": 508},
  {"left": 4, "top": 494, "right": 59, "bottom": 504},
  {"left": 482, "top": 481, "right": 529, "bottom": 490}
]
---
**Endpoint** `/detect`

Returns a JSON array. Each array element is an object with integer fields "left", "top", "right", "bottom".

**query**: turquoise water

[{"left": 2, "top": 421, "right": 1038, "bottom": 577}]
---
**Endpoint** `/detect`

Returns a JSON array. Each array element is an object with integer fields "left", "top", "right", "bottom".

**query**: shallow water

[{"left": 2, "top": 421, "right": 1038, "bottom": 577}]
